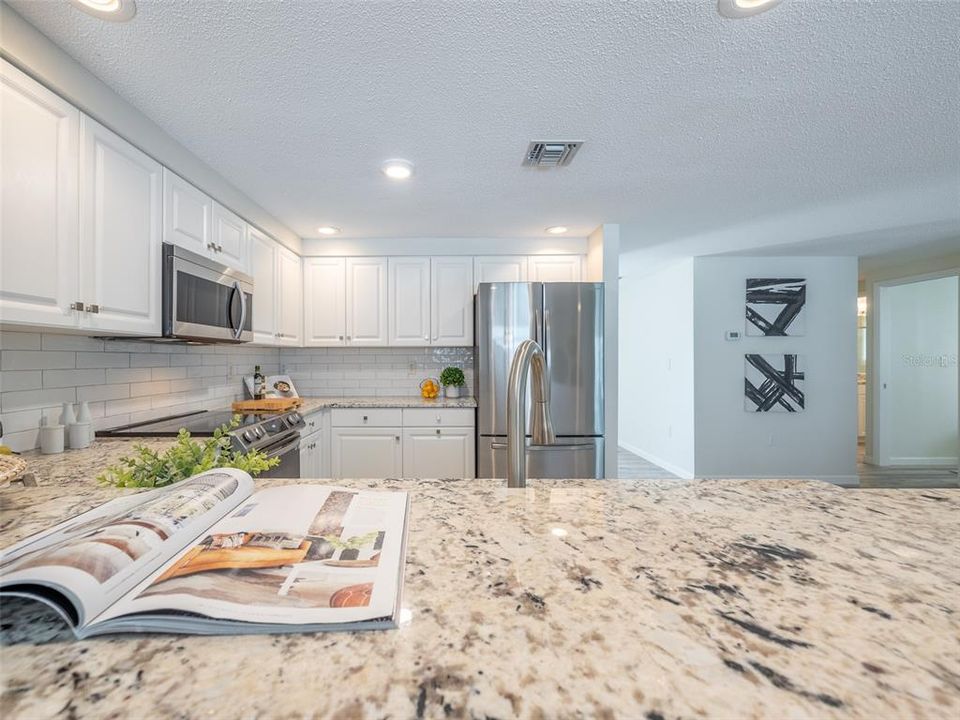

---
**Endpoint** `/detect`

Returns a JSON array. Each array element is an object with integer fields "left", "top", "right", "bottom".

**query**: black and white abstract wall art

[
  {"left": 745, "top": 278, "right": 806, "bottom": 336},
  {"left": 744, "top": 354, "right": 805, "bottom": 413}
]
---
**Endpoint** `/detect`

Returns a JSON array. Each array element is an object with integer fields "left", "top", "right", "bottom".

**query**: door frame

[{"left": 871, "top": 269, "right": 960, "bottom": 467}]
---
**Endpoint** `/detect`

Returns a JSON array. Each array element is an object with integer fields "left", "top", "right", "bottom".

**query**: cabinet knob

[
  {"left": 71, "top": 301, "right": 85, "bottom": 311},
  {"left": 436, "top": 415, "right": 441, "bottom": 423},
  {"left": 436, "top": 429, "right": 441, "bottom": 436},
  {"left": 338, "top": 335, "right": 344, "bottom": 341},
  {"left": 395, "top": 435, "right": 400, "bottom": 442},
  {"left": 216, "top": 244, "right": 223, "bottom": 252},
  {"left": 85, "top": 304, "right": 100, "bottom": 314},
  {"left": 362, "top": 415, "right": 368, "bottom": 422}
]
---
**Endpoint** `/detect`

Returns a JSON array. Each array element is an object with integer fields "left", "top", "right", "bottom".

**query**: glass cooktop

[{"left": 100, "top": 410, "right": 279, "bottom": 438}]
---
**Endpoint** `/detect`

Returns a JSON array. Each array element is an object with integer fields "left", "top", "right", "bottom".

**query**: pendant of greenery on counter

[{"left": 97, "top": 417, "right": 279, "bottom": 488}]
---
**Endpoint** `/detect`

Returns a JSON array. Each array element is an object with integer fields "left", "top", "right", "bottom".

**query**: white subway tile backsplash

[
  {"left": 0, "top": 408, "right": 43, "bottom": 433},
  {"left": 0, "top": 332, "right": 42, "bottom": 351},
  {"left": 130, "top": 353, "right": 169, "bottom": 368},
  {"left": 41, "top": 334, "right": 105, "bottom": 351},
  {"left": 104, "top": 396, "right": 154, "bottom": 416},
  {"left": 150, "top": 367, "right": 187, "bottom": 381},
  {"left": 76, "top": 352, "right": 129, "bottom": 369},
  {"left": 0, "top": 370, "right": 43, "bottom": 392},
  {"left": 1, "top": 387, "right": 77, "bottom": 413},
  {"left": 43, "top": 369, "right": 106, "bottom": 388},
  {"left": 130, "top": 380, "right": 171, "bottom": 398},
  {"left": 78, "top": 383, "right": 130, "bottom": 402},
  {"left": 105, "top": 368, "right": 153, "bottom": 384},
  {"left": 2, "top": 350, "right": 75, "bottom": 371}
]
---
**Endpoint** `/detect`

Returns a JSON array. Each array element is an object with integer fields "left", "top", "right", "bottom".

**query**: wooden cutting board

[{"left": 231, "top": 397, "right": 303, "bottom": 413}]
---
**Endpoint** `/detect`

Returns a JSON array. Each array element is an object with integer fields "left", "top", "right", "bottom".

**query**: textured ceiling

[{"left": 8, "top": 0, "right": 960, "bottom": 250}]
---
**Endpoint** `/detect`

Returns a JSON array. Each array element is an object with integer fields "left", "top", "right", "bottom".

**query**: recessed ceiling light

[
  {"left": 381, "top": 159, "right": 414, "bottom": 180},
  {"left": 545, "top": 226, "right": 569, "bottom": 235},
  {"left": 316, "top": 226, "right": 341, "bottom": 236},
  {"left": 717, "top": 0, "right": 781, "bottom": 19},
  {"left": 68, "top": 0, "right": 137, "bottom": 22}
]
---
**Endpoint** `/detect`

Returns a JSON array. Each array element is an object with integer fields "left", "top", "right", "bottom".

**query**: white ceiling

[{"left": 8, "top": 0, "right": 960, "bottom": 251}]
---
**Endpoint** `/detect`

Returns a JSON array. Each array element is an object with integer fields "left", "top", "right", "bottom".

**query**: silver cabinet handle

[
  {"left": 217, "top": 244, "right": 223, "bottom": 252},
  {"left": 423, "top": 335, "right": 429, "bottom": 341},
  {"left": 85, "top": 304, "right": 100, "bottom": 314},
  {"left": 362, "top": 415, "right": 368, "bottom": 422},
  {"left": 435, "top": 429, "right": 441, "bottom": 436},
  {"left": 395, "top": 435, "right": 400, "bottom": 442},
  {"left": 338, "top": 335, "right": 344, "bottom": 341},
  {"left": 71, "top": 301, "right": 85, "bottom": 311}
]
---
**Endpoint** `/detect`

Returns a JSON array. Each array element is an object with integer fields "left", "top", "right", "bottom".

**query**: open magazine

[{"left": 0, "top": 470, "right": 410, "bottom": 637}]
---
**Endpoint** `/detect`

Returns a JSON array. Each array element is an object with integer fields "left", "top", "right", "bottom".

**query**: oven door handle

[
  {"left": 229, "top": 281, "right": 244, "bottom": 340},
  {"left": 262, "top": 436, "right": 300, "bottom": 459}
]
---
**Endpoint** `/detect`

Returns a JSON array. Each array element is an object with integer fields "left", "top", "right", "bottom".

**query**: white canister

[
  {"left": 40, "top": 424, "right": 65, "bottom": 455},
  {"left": 60, "top": 402, "right": 77, "bottom": 427},
  {"left": 77, "top": 401, "right": 94, "bottom": 444},
  {"left": 69, "top": 422, "right": 92, "bottom": 450}
]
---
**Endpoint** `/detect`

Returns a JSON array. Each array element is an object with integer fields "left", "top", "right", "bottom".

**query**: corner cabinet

[
  {"left": 1, "top": 59, "right": 80, "bottom": 328},
  {"left": 303, "top": 257, "right": 346, "bottom": 346},
  {"left": 529, "top": 255, "right": 582, "bottom": 283},
  {"left": 276, "top": 246, "right": 302, "bottom": 345},
  {"left": 473, "top": 256, "right": 528, "bottom": 291}
]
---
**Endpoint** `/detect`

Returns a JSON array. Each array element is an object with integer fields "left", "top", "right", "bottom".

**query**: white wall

[
  {"left": 693, "top": 256, "right": 859, "bottom": 483},
  {"left": 587, "top": 224, "right": 619, "bottom": 478},
  {"left": 0, "top": 3, "right": 301, "bottom": 253},
  {"left": 618, "top": 258, "right": 695, "bottom": 478},
  {"left": 877, "top": 275, "right": 958, "bottom": 465}
]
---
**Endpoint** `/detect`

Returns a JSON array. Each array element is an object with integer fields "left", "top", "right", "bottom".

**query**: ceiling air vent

[{"left": 522, "top": 141, "right": 582, "bottom": 168}]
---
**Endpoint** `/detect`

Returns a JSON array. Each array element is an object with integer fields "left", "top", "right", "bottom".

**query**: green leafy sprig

[
  {"left": 321, "top": 531, "right": 380, "bottom": 551},
  {"left": 97, "top": 416, "right": 279, "bottom": 488},
  {"left": 439, "top": 366, "right": 465, "bottom": 387}
]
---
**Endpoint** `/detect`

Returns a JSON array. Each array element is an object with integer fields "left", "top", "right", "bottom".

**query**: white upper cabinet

[
  {"left": 249, "top": 226, "right": 277, "bottom": 344},
  {"left": 529, "top": 255, "right": 582, "bottom": 283},
  {"left": 211, "top": 202, "right": 248, "bottom": 273},
  {"left": 473, "top": 256, "right": 528, "bottom": 291},
  {"left": 389, "top": 257, "right": 430, "bottom": 346},
  {"left": 162, "top": 168, "right": 211, "bottom": 256},
  {"left": 0, "top": 59, "right": 80, "bottom": 328},
  {"left": 276, "top": 245, "right": 302, "bottom": 345},
  {"left": 431, "top": 256, "right": 474, "bottom": 346},
  {"left": 79, "top": 116, "right": 162, "bottom": 335},
  {"left": 303, "top": 257, "right": 346, "bottom": 346},
  {"left": 346, "top": 257, "right": 388, "bottom": 346}
]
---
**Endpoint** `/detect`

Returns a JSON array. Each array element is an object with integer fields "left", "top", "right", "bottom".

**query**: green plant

[
  {"left": 97, "top": 416, "right": 279, "bottom": 488},
  {"left": 439, "top": 366, "right": 465, "bottom": 387},
  {"left": 322, "top": 531, "right": 380, "bottom": 551}
]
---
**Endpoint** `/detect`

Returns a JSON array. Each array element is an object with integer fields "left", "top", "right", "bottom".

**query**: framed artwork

[
  {"left": 746, "top": 278, "right": 806, "bottom": 336},
  {"left": 744, "top": 354, "right": 805, "bottom": 413}
]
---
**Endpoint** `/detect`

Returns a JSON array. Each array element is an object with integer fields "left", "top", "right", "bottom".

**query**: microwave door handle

[
  {"left": 237, "top": 282, "right": 247, "bottom": 339},
  {"left": 229, "top": 281, "right": 243, "bottom": 340}
]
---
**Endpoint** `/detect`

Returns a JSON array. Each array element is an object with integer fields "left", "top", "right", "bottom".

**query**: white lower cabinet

[
  {"left": 402, "top": 427, "right": 475, "bottom": 479},
  {"left": 300, "top": 430, "right": 325, "bottom": 478},
  {"left": 331, "top": 427, "right": 403, "bottom": 478}
]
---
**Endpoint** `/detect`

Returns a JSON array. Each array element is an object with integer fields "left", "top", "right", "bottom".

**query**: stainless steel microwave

[{"left": 162, "top": 243, "right": 253, "bottom": 343}]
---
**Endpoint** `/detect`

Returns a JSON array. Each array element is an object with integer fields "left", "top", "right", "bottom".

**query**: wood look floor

[{"left": 617, "top": 446, "right": 959, "bottom": 489}]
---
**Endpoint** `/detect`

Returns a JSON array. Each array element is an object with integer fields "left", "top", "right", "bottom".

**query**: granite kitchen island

[{"left": 1, "top": 476, "right": 957, "bottom": 719}]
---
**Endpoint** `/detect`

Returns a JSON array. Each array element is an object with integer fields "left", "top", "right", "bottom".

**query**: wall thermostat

[{"left": 725, "top": 330, "right": 742, "bottom": 341}]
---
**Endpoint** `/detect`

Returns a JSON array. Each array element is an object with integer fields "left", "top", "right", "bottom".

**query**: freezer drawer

[{"left": 478, "top": 436, "right": 604, "bottom": 479}]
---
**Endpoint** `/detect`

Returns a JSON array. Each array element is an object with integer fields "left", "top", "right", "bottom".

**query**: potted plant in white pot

[{"left": 439, "top": 367, "right": 466, "bottom": 399}]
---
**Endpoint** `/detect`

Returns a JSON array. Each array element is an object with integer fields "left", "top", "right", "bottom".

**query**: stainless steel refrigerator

[{"left": 476, "top": 282, "right": 604, "bottom": 479}]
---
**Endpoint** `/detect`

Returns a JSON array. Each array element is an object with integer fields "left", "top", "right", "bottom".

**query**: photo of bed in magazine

[{"left": 0, "top": 470, "right": 410, "bottom": 638}]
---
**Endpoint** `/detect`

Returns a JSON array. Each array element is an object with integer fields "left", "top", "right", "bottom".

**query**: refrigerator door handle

[
  {"left": 490, "top": 442, "right": 588, "bottom": 451},
  {"left": 534, "top": 308, "right": 542, "bottom": 346}
]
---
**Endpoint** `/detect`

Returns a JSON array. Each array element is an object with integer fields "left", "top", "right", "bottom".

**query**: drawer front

[
  {"left": 300, "top": 410, "right": 326, "bottom": 435},
  {"left": 402, "top": 408, "right": 475, "bottom": 427},
  {"left": 331, "top": 407, "right": 403, "bottom": 427}
]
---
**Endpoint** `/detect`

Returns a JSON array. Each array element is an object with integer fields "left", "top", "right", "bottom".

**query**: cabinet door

[
  {"left": 473, "top": 256, "right": 528, "bottom": 291},
  {"left": 389, "top": 257, "right": 430, "bottom": 346},
  {"left": 432, "top": 256, "right": 474, "bottom": 346},
  {"left": 299, "top": 430, "right": 324, "bottom": 478},
  {"left": 331, "top": 428, "right": 402, "bottom": 479},
  {"left": 79, "top": 116, "right": 162, "bottom": 335},
  {"left": 276, "top": 245, "right": 302, "bottom": 345},
  {"left": 402, "top": 427, "right": 475, "bottom": 479},
  {"left": 529, "top": 255, "right": 582, "bottom": 283},
  {"left": 303, "top": 257, "right": 346, "bottom": 346},
  {"left": 0, "top": 59, "right": 80, "bottom": 328},
  {"left": 346, "top": 257, "right": 388, "bottom": 346},
  {"left": 249, "top": 227, "right": 277, "bottom": 344},
  {"left": 162, "top": 168, "right": 212, "bottom": 257},
  {"left": 211, "top": 202, "right": 248, "bottom": 272}
]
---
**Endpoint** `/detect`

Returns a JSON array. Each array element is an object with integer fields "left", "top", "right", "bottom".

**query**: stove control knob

[
  {"left": 254, "top": 426, "right": 264, "bottom": 438},
  {"left": 286, "top": 413, "right": 301, "bottom": 426},
  {"left": 242, "top": 430, "right": 254, "bottom": 443}
]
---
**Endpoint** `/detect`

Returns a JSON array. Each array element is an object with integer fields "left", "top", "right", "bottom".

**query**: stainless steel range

[{"left": 100, "top": 409, "right": 305, "bottom": 478}]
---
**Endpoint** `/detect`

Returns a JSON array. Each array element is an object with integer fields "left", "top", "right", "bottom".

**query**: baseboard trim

[
  {"left": 618, "top": 442, "right": 695, "bottom": 480},
  {"left": 887, "top": 457, "right": 959, "bottom": 467}
]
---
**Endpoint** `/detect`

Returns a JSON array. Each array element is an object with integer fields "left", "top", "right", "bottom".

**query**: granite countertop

[
  {"left": 297, "top": 395, "right": 477, "bottom": 414},
  {"left": 1, "top": 477, "right": 958, "bottom": 719},
  {"left": 9, "top": 397, "right": 475, "bottom": 487}
]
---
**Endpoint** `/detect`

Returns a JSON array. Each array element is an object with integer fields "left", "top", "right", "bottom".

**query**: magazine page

[
  {"left": 97, "top": 485, "right": 408, "bottom": 628},
  {"left": 0, "top": 469, "right": 253, "bottom": 627}
]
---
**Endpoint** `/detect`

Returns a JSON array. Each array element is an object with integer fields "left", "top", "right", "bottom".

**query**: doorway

[{"left": 871, "top": 273, "right": 959, "bottom": 481}]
